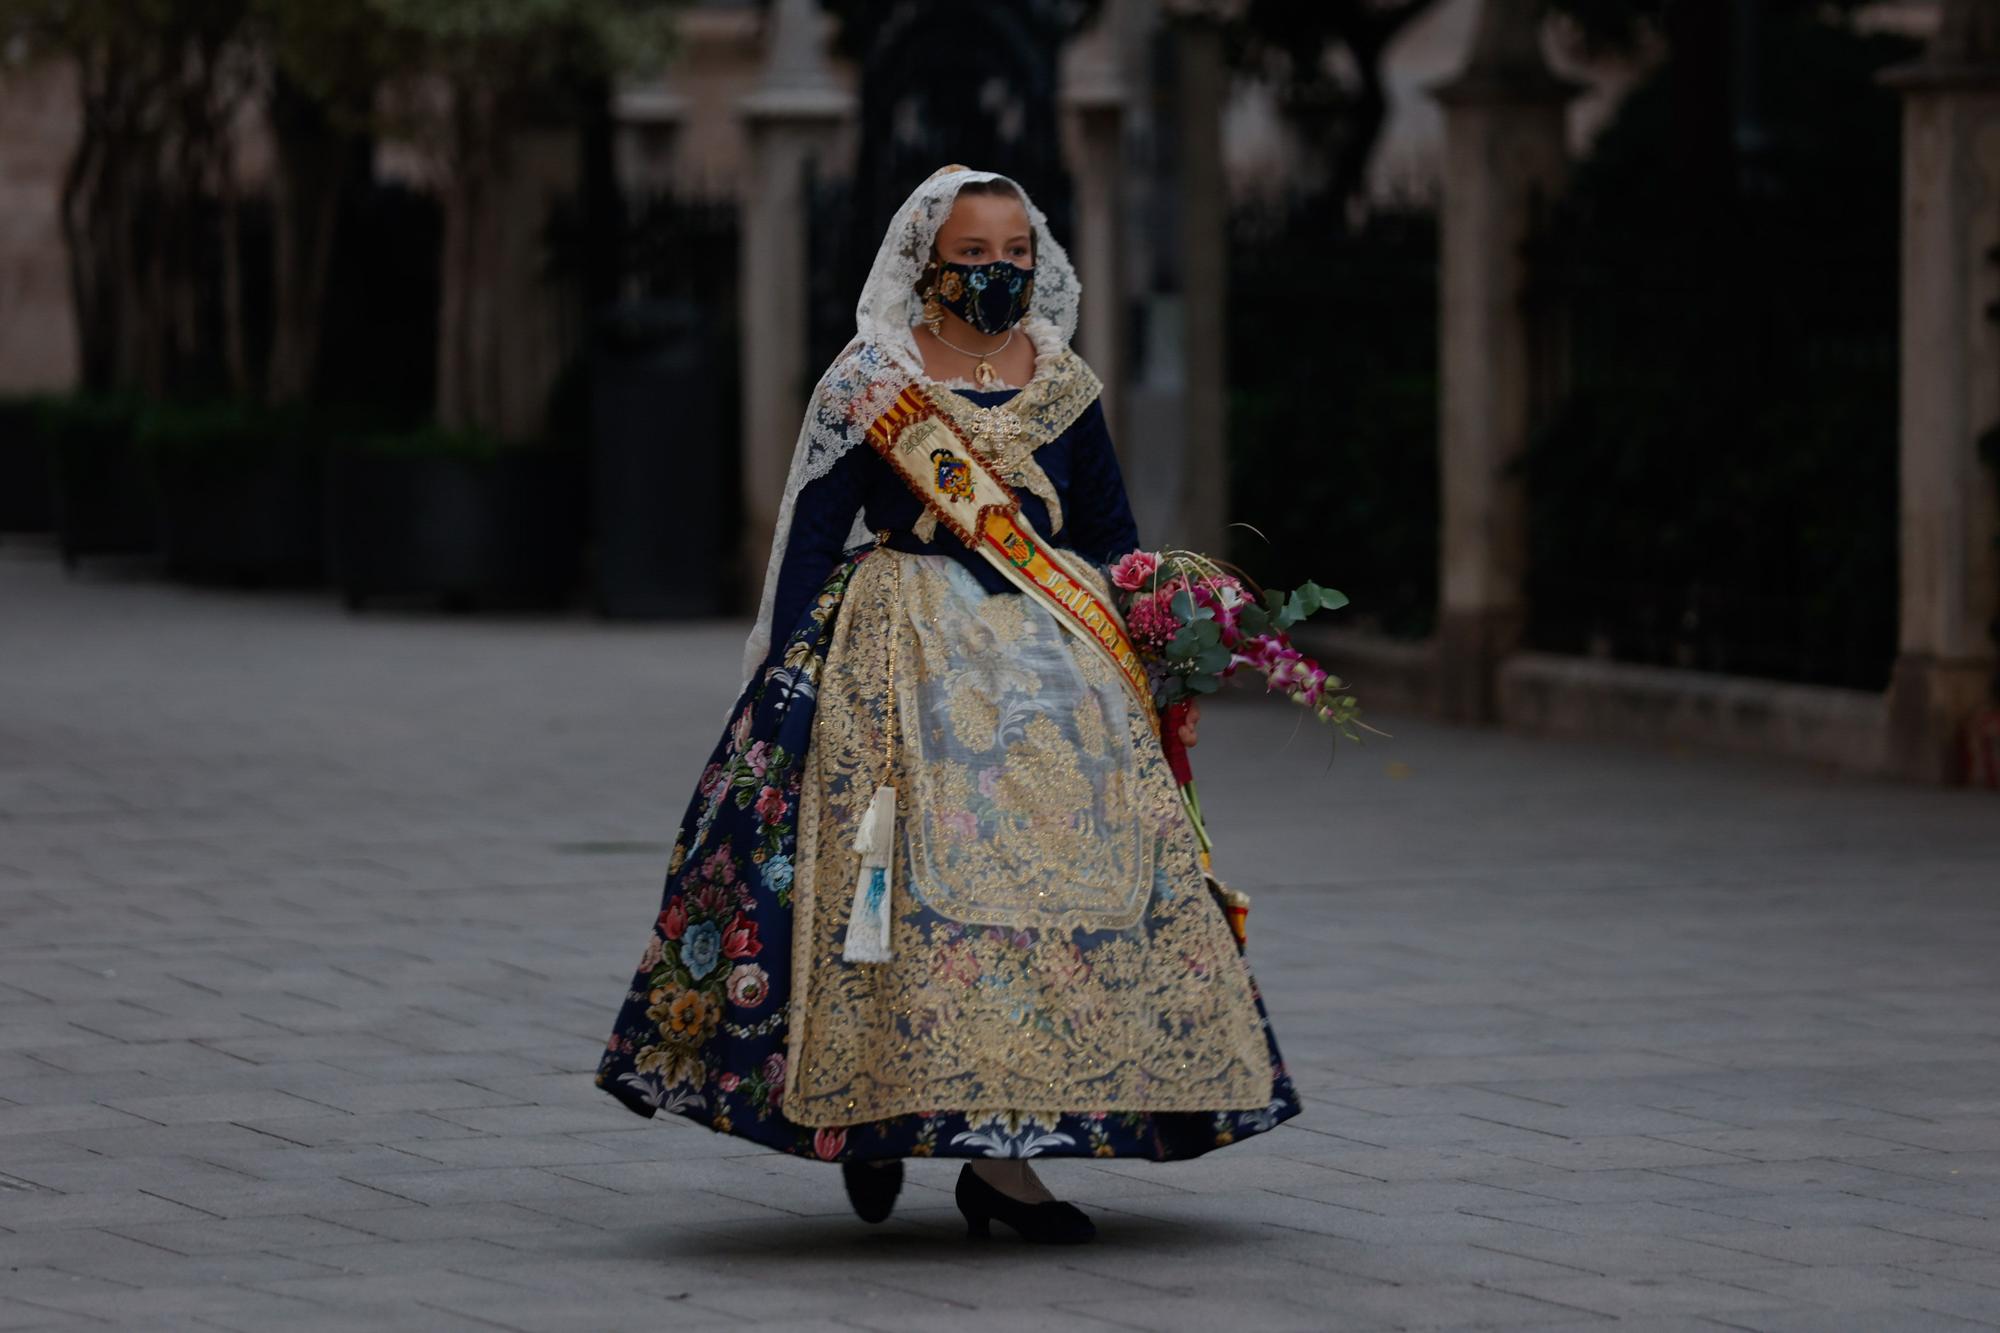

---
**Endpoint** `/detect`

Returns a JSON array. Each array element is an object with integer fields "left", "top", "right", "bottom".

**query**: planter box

[
  {"left": 46, "top": 401, "right": 157, "bottom": 567},
  {"left": 590, "top": 300, "right": 732, "bottom": 618},
  {"left": 158, "top": 446, "right": 326, "bottom": 586},
  {"left": 0, "top": 400, "right": 53, "bottom": 533},
  {"left": 330, "top": 447, "right": 584, "bottom": 610},
  {"left": 1967, "top": 709, "right": 2000, "bottom": 788}
]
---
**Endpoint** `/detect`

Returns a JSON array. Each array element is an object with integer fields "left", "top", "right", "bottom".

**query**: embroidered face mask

[{"left": 933, "top": 259, "right": 1035, "bottom": 335}]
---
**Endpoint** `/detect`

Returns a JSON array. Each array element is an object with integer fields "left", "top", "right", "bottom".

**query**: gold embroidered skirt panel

[{"left": 783, "top": 550, "right": 1274, "bottom": 1127}]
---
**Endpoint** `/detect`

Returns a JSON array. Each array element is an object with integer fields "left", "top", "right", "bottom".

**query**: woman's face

[{"left": 932, "top": 192, "right": 1034, "bottom": 269}]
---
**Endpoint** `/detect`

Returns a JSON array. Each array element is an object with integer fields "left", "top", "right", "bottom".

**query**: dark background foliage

[
  {"left": 1226, "top": 202, "right": 1439, "bottom": 639},
  {"left": 1520, "top": 7, "right": 1916, "bottom": 690}
]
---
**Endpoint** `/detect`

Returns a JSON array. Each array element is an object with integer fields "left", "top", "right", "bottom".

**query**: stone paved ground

[{"left": 4, "top": 545, "right": 2000, "bottom": 1333}]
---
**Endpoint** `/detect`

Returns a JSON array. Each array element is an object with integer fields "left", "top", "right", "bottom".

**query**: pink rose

[
  {"left": 726, "top": 963, "right": 770, "bottom": 1009},
  {"left": 944, "top": 810, "right": 977, "bottom": 841},
  {"left": 754, "top": 785, "right": 788, "bottom": 824},
  {"left": 763, "top": 1052, "right": 787, "bottom": 1091},
  {"left": 813, "top": 1127, "right": 848, "bottom": 1161},
  {"left": 975, "top": 766, "right": 1002, "bottom": 799},
  {"left": 746, "top": 741, "right": 770, "bottom": 777},
  {"left": 1109, "top": 550, "right": 1159, "bottom": 592},
  {"left": 717, "top": 1071, "right": 741, "bottom": 1093}
]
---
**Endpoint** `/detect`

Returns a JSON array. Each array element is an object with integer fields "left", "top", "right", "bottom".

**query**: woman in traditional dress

[{"left": 596, "top": 166, "right": 1300, "bottom": 1244}]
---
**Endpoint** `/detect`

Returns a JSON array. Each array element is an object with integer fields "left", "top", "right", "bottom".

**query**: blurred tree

[
  {"left": 0, "top": 0, "right": 255, "bottom": 397},
  {"left": 250, "top": 1, "right": 396, "bottom": 406},
  {"left": 355, "top": 0, "right": 678, "bottom": 435},
  {"left": 3, "top": 0, "right": 675, "bottom": 423}
]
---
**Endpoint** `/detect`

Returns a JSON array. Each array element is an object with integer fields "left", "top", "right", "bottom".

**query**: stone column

[
  {"left": 1061, "top": 0, "right": 1131, "bottom": 440},
  {"left": 737, "top": 0, "right": 851, "bottom": 606},
  {"left": 611, "top": 82, "right": 688, "bottom": 203},
  {"left": 1174, "top": 15, "right": 1229, "bottom": 557},
  {"left": 1429, "top": 0, "right": 1578, "bottom": 724},
  {"left": 1883, "top": 0, "right": 2000, "bottom": 783}
]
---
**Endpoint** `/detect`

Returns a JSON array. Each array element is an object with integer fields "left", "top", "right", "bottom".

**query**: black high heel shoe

[
  {"left": 840, "top": 1159, "right": 903, "bottom": 1223},
  {"left": 955, "top": 1163, "right": 1096, "bottom": 1244}
]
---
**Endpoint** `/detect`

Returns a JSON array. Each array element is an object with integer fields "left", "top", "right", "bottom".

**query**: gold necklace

[{"left": 930, "top": 326, "right": 1015, "bottom": 390}]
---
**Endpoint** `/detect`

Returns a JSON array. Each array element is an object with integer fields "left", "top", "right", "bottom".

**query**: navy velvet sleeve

[
  {"left": 766, "top": 444, "right": 866, "bottom": 647},
  {"left": 1060, "top": 400, "right": 1142, "bottom": 566}
]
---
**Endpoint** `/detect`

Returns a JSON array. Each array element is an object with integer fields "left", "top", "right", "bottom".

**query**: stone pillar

[
  {"left": 1174, "top": 15, "right": 1229, "bottom": 557},
  {"left": 1429, "top": 0, "right": 1578, "bottom": 724},
  {"left": 611, "top": 83, "right": 688, "bottom": 203},
  {"left": 1883, "top": 0, "right": 2000, "bottom": 784},
  {"left": 1060, "top": 0, "right": 1130, "bottom": 439},
  {"left": 737, "top": 0, "right": 851, "bottom": 606}
]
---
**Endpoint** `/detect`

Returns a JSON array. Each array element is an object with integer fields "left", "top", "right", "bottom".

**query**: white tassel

[{"left": 841, "top": 783, "right": 897, "bottom": 962}]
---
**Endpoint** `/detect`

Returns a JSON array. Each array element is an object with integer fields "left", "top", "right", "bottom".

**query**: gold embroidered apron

[{"left": 781, "top": 551, "right": 1274, "bottom": 1127}]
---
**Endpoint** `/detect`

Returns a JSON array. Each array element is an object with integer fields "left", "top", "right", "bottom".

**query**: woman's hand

[{"left": 1175, "top": 699, "right": 1201, "bottom": 749}]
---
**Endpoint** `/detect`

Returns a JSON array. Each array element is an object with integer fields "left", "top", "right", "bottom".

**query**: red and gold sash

[{"left": 863, "top": 386, "right": 1154, "bottom": 723}]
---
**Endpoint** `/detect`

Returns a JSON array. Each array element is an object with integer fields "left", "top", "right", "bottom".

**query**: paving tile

[
  {"left": 1649, "top": 1125, "right": 1952, "bottom": 1164},
  {"left": 1692, "top": 1224, "right": 1997, "bottom": 1268},
  {"left": 1481, "top": 1273, "right": 1799, "bottom": 1320},
  {"left": 1473, "top": 1232, "right": 1807, "bottom": 1277},
  {"left": 1057, "top": 1291, "right": 1392, "bottom": 1333},
  {"left": 1679, "top": 1189, "right": 1986, "bottom": 1231},
  {"left": 1727, "top": 1307, "right": 1995, "bottom": 1332},
  {"left": 1495, "top": 1136, "right": 1763, "bottom": 1172},
  {"left": 97, "top": 1088, "right": 334, "bottom": 1125},
  {"left": 106, "top": 1213, "right": 387, "bottom": 1256},
  {"left": 0, "top": 1188, "right": 218, "bottom": 1232},
  {"left": 305, "top": 1201, "right": 590, "bottom": 1243},
  {"left": 1460, "top": 1164, "right": 1761, "bottom": 1205}
]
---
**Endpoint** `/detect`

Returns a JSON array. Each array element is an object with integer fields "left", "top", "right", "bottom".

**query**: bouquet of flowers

[
  {"left": 1109, "top": 548, "right": 1364, "bottom": 730},
  {"left": 1108, "top": 547, "right": 1373, "bottom": 947}
]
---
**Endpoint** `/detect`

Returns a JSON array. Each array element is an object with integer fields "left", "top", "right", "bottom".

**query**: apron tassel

[{"left": 841, "top": 783, "right": 897, "bottom": 962}]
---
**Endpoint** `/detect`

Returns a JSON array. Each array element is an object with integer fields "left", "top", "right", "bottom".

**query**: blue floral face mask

[{"left": 932, "top": 259, "right": 1035, "bottom": 335}]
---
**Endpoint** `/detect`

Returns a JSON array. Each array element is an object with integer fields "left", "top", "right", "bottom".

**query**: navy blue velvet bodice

[{"left": 767, "top": 386, "right": 1141, "bottom": 641}]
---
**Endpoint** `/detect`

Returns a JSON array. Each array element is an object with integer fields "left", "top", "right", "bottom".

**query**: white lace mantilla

[{"left": 742, "top": 167, "right": 1086, "bottom": 680}]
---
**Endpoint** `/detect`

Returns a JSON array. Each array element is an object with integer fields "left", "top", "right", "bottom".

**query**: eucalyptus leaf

[
  {"left": 1294, "top": 579, "right": 1347, "bottom": 613},
  {"left": 1193, "top": 646, "right": 1233, "bottom": 674}
]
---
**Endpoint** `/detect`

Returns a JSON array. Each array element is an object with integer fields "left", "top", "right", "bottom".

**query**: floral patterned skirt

[{"left": 594, "top": 547, "right": 1301, "bottom": 1161}]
